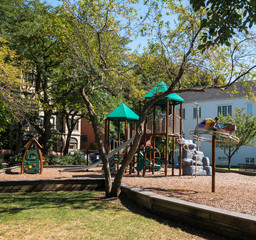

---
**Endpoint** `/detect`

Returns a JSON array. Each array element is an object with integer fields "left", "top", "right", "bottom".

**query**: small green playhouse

[{"left": 21, "top": 138, "right": 43, "bottom": 174}]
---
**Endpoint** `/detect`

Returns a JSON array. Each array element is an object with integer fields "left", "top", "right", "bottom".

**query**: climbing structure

[
  {"left": 143, "top": 81, "right": 185, "bottom": 176},
  {"left": 181, "top": 138, "right": 212, "bottom": 176}
]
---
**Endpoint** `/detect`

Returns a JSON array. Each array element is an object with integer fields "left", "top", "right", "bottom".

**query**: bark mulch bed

[{"left": 1, "top": 166, "right": 255, "bottom": 216}]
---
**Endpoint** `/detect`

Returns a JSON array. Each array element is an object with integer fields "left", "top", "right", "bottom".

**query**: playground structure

[
  {"left": 60, "top": 83, "right": 239, "bottom": 182},
  {"left": 21, "top": 138, "right": 43, "bottom": 174},
  {"left": 142, "top": 81, "right": 185, "bottom": 176},
  {"left": 104, "top": 82, "right": 186, "bottom": 176}
]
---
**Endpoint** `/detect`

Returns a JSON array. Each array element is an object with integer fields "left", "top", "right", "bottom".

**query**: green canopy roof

[
  {"left": 107, "top": 103, "right": 139, "bottom": 121},
  {"left": 144, "top": 81, "right": 184, "bottom": 105}
]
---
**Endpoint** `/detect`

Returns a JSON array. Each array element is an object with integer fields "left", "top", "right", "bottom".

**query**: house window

[
  {"left": 74, "top": 122, "right": 79, "bottom": 131},
  {"left": 182, "top": 108, "right": 185, "bottom": 119},
  {"left": 245, "top": 157, "right": 254, "bottom": 163},
  {"left": 50, "top": 117, "right": 55, "bottom": 128},
  {"left": 217, "top": 105, "right": 232, "bottom": 116},
  {"left": 68, "top": 119, "right": 79, "bottom": 131},
  {"left": 193, "top": 107, "right": 201, "bottom": 119},
  {"left": 247, "top": 103, "right": 253, "bottom": 115},
  {"left": 39, "top": 116, "right": 44, "bottom": 127},
  {"left": 69, "top": 138, "right": 78, "bottom": 149},
  {"left": 81, "top": 135, "right": 87, "bottom": 143},
  {"left": 218, "top": 157, "right": 228, "bottom": 165}
]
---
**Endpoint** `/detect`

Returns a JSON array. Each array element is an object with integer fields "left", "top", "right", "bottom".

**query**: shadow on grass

[
  {"left": 0, "top": 191, "right": 123, "bottom": 215},
  {"left": 119, "top": 194, "right": 228, "bottom": 240}
]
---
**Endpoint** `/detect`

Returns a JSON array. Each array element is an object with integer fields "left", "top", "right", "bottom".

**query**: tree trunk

[
  {"left": 14, "top": 121, "right": 23, "bottom": 154},
  {"left": 227, "top": 147, "right": 232, "bottom": 171},
  {"left": 80, "top": 88, "right": 112, "bottom": 196},
  {"left": 111, "top": 125, "right": 144, "bottom": 196},
  {"left": 41, "top": 111, "right": 52, "bottom": 155},
  {"left": 63, "top": 132, "right": 71, "bottom": 155}
]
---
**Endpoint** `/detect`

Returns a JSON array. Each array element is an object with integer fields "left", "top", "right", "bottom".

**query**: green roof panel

[
  {"left": 107, "top": 103, "right": 139, "bottom": 121},
  {"left": 144, "top": 81, "right": 184, "bottom": 105},
  {"left": 144, "top": 81, "right": 168, "bottom": 98}
]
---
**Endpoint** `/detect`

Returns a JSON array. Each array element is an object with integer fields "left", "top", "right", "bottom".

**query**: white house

[{"left": 179, "top": 86, "right": 255, "bottom": 166}]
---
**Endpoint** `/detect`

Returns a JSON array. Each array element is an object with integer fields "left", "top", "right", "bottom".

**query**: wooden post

[
  {"left": 107, "top": 119, "right": 110, "bottom": 154},
  {"left": 143, "top": 118, "right": 147, "bottom": 177},
  {"left": 152, "top": 105, "right": 156, "bottom": 174},
  {"left": 133, "top": 121, "right": 136, "bottom": 170},
  {"left": 105, "top": 119, "right": 107, "bottom": 149},
  {"left": 129, "top": 122, "right": 133, "bottom": 174},
  {"left": 172, "top": 104, "right": 175, "bottom": 176},
  {"left": 137, "top": 102, "right": 142, "bottom": 176},
  {"left": 125, "top": 119, "right": 128, "bottom": 141},
  {"left": 165, "top": 98, "right": 169, "bottom": 176},
  {"left": 118, "top": 120, "right": 121, "bottom": 147},
  {"left": 212, "top": 117, "right": 218, "bottom": 192},
  {"left": 117, "top": 120, "right": 121, "bottom": 171},
  {"left": 38, "top": 149, "right": 43, "bottom": 174},
  {"left": 179, "top": 103, "right": 183, "bottom": 176}
]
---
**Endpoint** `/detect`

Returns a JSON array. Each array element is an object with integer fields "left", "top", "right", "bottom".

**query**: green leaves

[{"left": 190, "top": 0, "right": 256, "bottom": 47}]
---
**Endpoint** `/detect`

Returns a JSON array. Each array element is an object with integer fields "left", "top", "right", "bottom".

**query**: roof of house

[
  {"left": 107, "top": 103, "right": 139, "bottom": 121},
  {"left": 144, "top": 81, "right": 184, "bottom": 105},
  {"left": 179, "top": 83, "right": 247, "bottom": 103}
]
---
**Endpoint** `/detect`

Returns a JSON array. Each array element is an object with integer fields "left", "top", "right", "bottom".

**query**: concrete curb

[{"left": 121, "top": 183, "right": 256, "bottom": 240}]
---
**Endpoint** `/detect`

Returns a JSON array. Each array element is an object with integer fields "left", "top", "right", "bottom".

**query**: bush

[
  {"left": 8, "top": 154, "right": 22, "bottom": 167},
  {"left": 48, "top": 151, "right": 87, "bottom": 166}
]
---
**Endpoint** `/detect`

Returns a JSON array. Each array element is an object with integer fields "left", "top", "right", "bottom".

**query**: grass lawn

[{"left": 0, "top": 191, "right": 223, "bottom": 240}]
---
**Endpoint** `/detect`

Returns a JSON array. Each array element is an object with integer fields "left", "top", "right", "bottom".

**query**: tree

[
  {"left": 0, "top": 37, "right": 34, "bottom": 152},
  {"left": 0, "top": 0, "right": 70, "bottom": 154},
  {"left": 218, "top": 108, "right": 256, "bottom": 170},
  {"left": 190, "top": 0, "right": 256, "bottom": 47}
]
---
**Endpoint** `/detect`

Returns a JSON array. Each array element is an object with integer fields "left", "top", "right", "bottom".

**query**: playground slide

[
  {"left": 60, "top": 135, "right": 135, "bottom": 173},
  {"left": 136, "top": 155, "right": 161, "bottom": 172}
]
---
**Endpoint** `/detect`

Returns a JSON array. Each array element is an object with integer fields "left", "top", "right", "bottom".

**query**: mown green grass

[{"left": 0, "top": 191, "right": 218, "bottom": 240}]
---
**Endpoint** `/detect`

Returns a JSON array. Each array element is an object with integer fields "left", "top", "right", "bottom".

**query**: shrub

[
  {"left": 48, "top": 151, "right": 87, "bottom": 166},
  {"left": 8, "top": 154, "right": 22, "bottom": 167}
]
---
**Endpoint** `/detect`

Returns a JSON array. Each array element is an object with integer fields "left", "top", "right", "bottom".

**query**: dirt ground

[{"left": 1, "top": 166, "right": 255, "bottom": 216}]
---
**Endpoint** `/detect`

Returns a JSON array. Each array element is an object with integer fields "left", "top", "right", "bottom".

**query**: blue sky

[{"left": 43, "top": 0, "right": 61, "bottom": 7}]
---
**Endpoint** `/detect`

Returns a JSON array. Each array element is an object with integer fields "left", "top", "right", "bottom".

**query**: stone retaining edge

[
  {"left": 0, "top": 178, "right": 105, "bottom": 193},
  {"left": 120, "top": 183, "right": 256, "bottom": 240}
]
